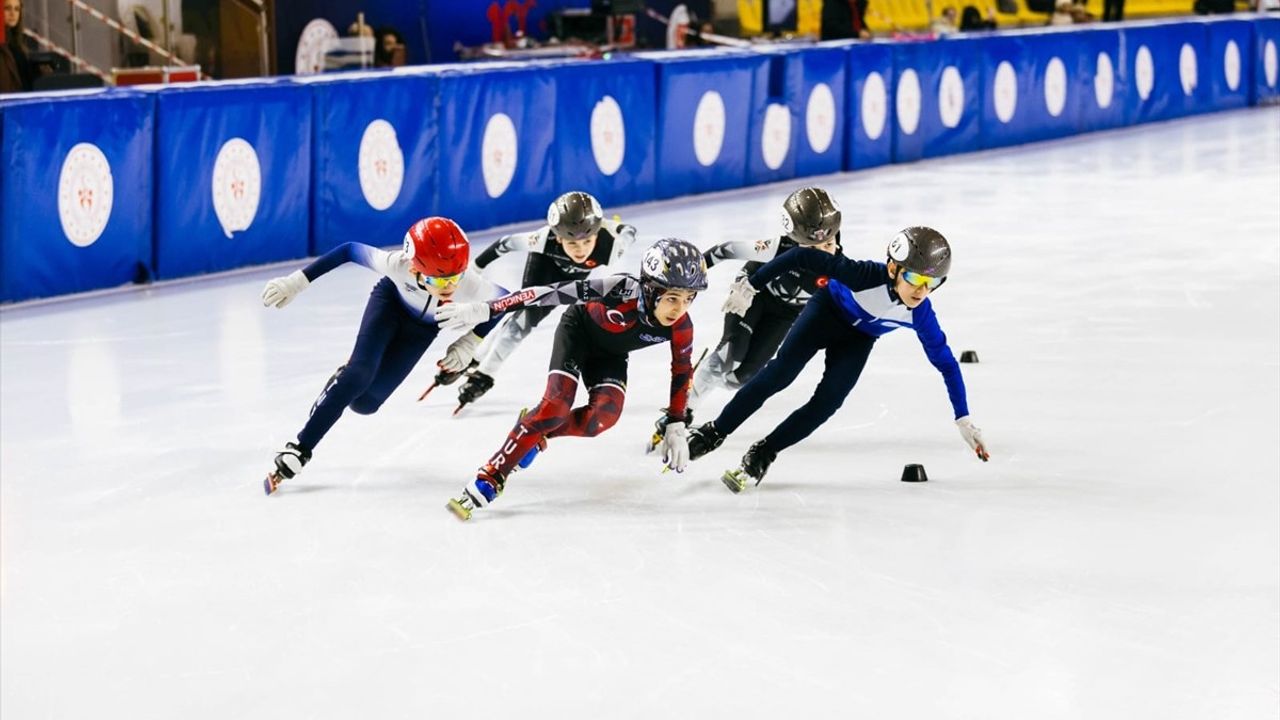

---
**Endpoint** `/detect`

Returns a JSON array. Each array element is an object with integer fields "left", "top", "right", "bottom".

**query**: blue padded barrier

[
  {"left": 980, "top": 31, "right": 1088, "bottom": 149},
  {"left": 0, "top": 92, "right": 153, "bottom": 303},
  {"left": 845, "top": 42, "right": 895, "bottom": 170},
  {"left": 435, "top": 64, "right": 557, "bottom": 232},
  {"left": 892, "top": 38, "right": 984, "bottom": 163},
  {"left": 746, "top": 49, "right": 798, "bottom": 186},
  {"left": 152, "top": 81, "right": 312, "bottom": 280},
  {"left": 1072, "top": 29, "right": 1130, "bottom": 134},
  {"left": 1202, "top": 19, "right": 1255, "bottom": 111},
  {"left": 552, "top": 58, "right": 657, "bottom": 209},
  {"left": 646, "top": 50, "right": 770, "bottom": 199},
  {"left": 1253, "top": 16, "right": 1280, "bottom": 103},
  {"left": 1122, "top": 22, "right": 1212, "bottom": 124},
  {"left": 788, "top": 43, "right": 850, "bottom": 179},
  {"left": 305, "top": 71, "right": 440, "bottom": 255}
]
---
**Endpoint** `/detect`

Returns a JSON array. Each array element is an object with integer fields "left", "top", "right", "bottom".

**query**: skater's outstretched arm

[
  {"left": 702, "top": 237, "right": 781, "bottom": 270},
  {"left": 747, "top": 246, "right": 884, "bottom": 291},
  {"left": 436, "top": 275, "right": 638, "bottom": 331},
  {"left": 261, "top": 243, "right": 403, "bottom": 308},
  {"left": 473, "top": 229, "right": 543, "bottom": 269}
]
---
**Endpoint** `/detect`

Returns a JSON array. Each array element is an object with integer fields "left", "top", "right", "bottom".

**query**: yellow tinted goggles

[
  {"left": 418, "top": 272, "right": 463, "bottom": 289},
  {"left": 901, "top": 270, "right": 943, "bottom": 289}
]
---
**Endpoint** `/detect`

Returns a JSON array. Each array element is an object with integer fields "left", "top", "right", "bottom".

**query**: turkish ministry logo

[
  {"left": 693, "top": 91, "right": 726, "bottom": 167},
  {"left": 805, "top": 82, "right": 835, "bottom": 154},
  {"left": 590, "top": 95, "right": 626, "bottom": 177},
  {"left": 481, "top": 113, "right": 518, "bottom": 199},
  {"left": 761, "top": 103, "right": 791, "bottom": 171},
  {"left": 212, "top": 137, "right": 262, "bottom": 239},
  {"left": 861, "top": 71, "right": 888, "bottom": 141},
  {"left": 58, "top": 142, "right": 114, "bottom": 248},
  {"left": 359, "top": 119, "right": 405, "bottom": 211}
]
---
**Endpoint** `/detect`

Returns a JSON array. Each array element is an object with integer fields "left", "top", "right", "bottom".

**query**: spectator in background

[
  {"left": 2, "top": 0, "right": 34, "bottom": 93},
  {"left": 960, "top": 3, "right": 998, "bottom": 28},
  {"left": 930, "top": 5, "right": 961, "bottom": 34},
  {"left": 374, "top": 26, "right": 406, "bottom": 67},
  {"left": 1103, "top": 0, "right": 1124, "bottom": 21},
  {"left": 1049, "top": 0, "right": 1076, "bottom": 24},
  {"left": 821, "top": 0, "right": 872, "bottom": 40}
]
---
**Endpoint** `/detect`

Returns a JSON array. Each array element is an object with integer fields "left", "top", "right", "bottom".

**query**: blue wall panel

[
  {"left": 437, "top": 65, "right": 557, "bottom": 232},
  {"left": 308, "top": 72, "right": 439, "bottom": 255},
  {"left": 153, "top": 82, "right": 312, "bottom": 280},
  {"left": 1073, "top": 29, "right": 1129, "bottom": 134},
  {"left": 845, "top": 42, "right": 895, "bottom": 170},
  {"left": 1123, "top": 23, "right": 1212, "bottom": 124},
  {"left": 553, "top": 58, "right": 657, "bottom": 209},
  {"left": 980, "top": 32, "right": 1087, "bottom": 149},
  {"left": 747, "top": 50, "right": 798, "bottom": 187},
  {"left": 789, "top": 44, "right": 849, "bottom": 178},
  {"left": 1203, "top": 19, "right": 1255, "bottom": 111},
  {"left": 892, "top": 38, "right": 983, "bottom": 163},
  {"left": 651, "top": 51, "right": 767, "bottom": 199},
  {"left": 1253, "top": 16, "right": 1280, "bottom": 103},
  {"left": 1, "top": 93, "right": 153, "bottom": 302}
]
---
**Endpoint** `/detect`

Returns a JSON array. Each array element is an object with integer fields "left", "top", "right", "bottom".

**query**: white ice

[{"left": 3, "top": 108, "right": 1278, "bottom": 720}]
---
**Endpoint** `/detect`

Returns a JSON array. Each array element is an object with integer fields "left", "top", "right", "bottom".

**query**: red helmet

[{"left": 403, "top": 217, "right": 469, "bottom": 277}]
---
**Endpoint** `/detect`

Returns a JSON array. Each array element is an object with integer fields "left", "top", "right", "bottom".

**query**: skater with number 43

[
  {"left": 434, "top": 238, "right": 708, "bottom": 520},
  {"left": 685, "top": 226, "right": 991, "bottom": 492}
]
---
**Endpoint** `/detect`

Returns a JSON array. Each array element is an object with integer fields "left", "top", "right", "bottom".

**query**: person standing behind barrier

[
  {"left": 1, "top": 0, "right": 34, "bottom": 93},
  {"left": 821, "top": 0, "right": 872, "bottom": 40},
  {"left": 1103, "top": 0, "right": 1124, "bottom": 21}
]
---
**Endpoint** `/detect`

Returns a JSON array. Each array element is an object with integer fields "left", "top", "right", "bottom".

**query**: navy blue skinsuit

[{"left": 711, "top": 248, "right": 969, "bottom": 455}]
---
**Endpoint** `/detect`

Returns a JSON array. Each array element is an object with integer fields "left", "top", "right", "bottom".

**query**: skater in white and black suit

[
  {"left": 258, "top": 217, "right": 507, "bottom": 495},
  {"left": 447, "top": 191, "right": 637, "bottom": 412},
  {"left": 686, "top": 226, "right": 992, "bottom": 492}
]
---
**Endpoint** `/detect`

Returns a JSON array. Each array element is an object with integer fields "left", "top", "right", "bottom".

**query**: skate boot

[
  {"left": 454, "top": 370, "right": 495, "bottom": 415},
  {"left": 722, "top": 440, "right": 776, "bottom": 494},
  {"left": 447, "top": 466, "right": 506, "bottom": 521},
  {"left": 687, "top": 421, "right": 727, "bottom": 461},
  {"left": 264, "top": 441, "right": 311, "bottom": 495},
  {"left": 310, "top": 364, "right": 345, "bottom": 415},
  {"left": 645, "top": 408, "right": 693, "bottom": 454}
]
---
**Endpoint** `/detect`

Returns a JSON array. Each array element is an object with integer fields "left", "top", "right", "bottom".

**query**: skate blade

[
  {"left": 417, "top": 382, "right": 439, "bottom": 402},
  {"left": 264, "top": 472, "right": 282, "bottom": 496},
  {"left": 721, "top": 469, "right": 746, "bottom": 494},
  {"left": 446, "top": 498, "right": 473, "bottom": 521},
  {"left": 452, "top": 402, "right": 468, "bottom": 417}
]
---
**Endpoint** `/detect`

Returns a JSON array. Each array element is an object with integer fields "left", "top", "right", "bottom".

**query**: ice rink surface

[{"left": 3, "top": 108, "right": 1278, "bottom": 719}]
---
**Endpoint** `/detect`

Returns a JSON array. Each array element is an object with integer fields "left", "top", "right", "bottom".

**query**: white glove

[
  {"left": 956, "top": 416, "right": 990, "bottom": 461},
  {"left": 722, "top": 275, "right": 758, "bottom": 317},
  {"left": 661, "top": 421, "right": 690, "bottom": 473},
  {"left": 438, "top": 332, "right": 482, "bottom": 373},
  {"left": 435, "top": 301, "right": 491, "bottom": 331},
  {"left": 261, "top": 270, "right": 309, "bottom": 309}
]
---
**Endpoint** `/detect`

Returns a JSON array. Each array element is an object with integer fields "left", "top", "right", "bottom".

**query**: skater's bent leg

[
  {"left": 763, "top": 331, "right": 873, "bottom": 453},
  {"left": 350, "top": 324, "right": 437, "bottom": 414},
  {"left": 483, "top": 370, "right": 577, "bottom": 478},
  {"left": 713, "top": 317, "right": 825, "bottom": 435},
  {"left": 548, "top": 383, "right": 626, "bottom": 438},
  {"left": 296, "top": 281, "right": 400, "bottom": 450}
]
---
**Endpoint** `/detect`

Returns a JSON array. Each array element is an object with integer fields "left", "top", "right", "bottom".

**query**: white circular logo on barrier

[
  {"left": 1179, "top": 43, "right": 1198, "bottom": 96},
  {"left": 1223, "top": 40, "right": 1241, "bottom": 92},
  {"left": 481, "top": 112, "right": 518, "bottom": 198},
  {"left": 1044, "top": 57, "right": 1068, "bottom": 118},
  {"left": 590, "top": 95, "right": 626, "bottom": 176},
  {"left": 212, "top": 138, "right": 262, "bottom": 239},
  {"left": 1135, "top": 45, "right": 1154, "bottom": 101},
  {"left": 358, "top": 119, "right": 404, "bottom": 211},
  {"left": 805, "top": 82, "right": 836, "bottom": 154},
  {"left": 895, "top": 69, "right": 921, "bottom": 136},
  {"left": 938, "top": 65, "right": 964, "bottom": 129},
  {"left": 693, "top": 90, "right": 726, "bottom": 167},
  {"left": 296, "top": 19, "right": 338, "bottom": 75},
  {"left": 1095, "top": 51, "right": 1115, "bottom": 109},
  {"left": 761, "top": 103, "right": 791, "bottom": 171},
  {"left": 861, "top": 71, "right": 888, "bottom": 140},
  {"left": 1267, "top": 40, "right": 1279, "bottom": 89},
  {"left": 57, "top": 143, "right": 114, "bottom": 248},
  {"left": 994, "top": 61, "right": 1017, "bottom": 124}
]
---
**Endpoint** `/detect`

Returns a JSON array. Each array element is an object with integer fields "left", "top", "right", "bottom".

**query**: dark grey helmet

[
  {"left": 547, "top": 191, "right": 604, "bottom": 241},
  {"left": 887, "top": 226, "right": 951, "bottom": 277},
  {"left": 781, "top": 187, "right": 841, "bottom": 246}
]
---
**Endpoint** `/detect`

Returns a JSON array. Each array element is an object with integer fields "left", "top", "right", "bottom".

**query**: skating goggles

[
  {"left": 417, "top": 272, "right": 463, "bottom": 290},
  {"left": 900, "top": 270, "right": 944, "bottom": 290}
]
